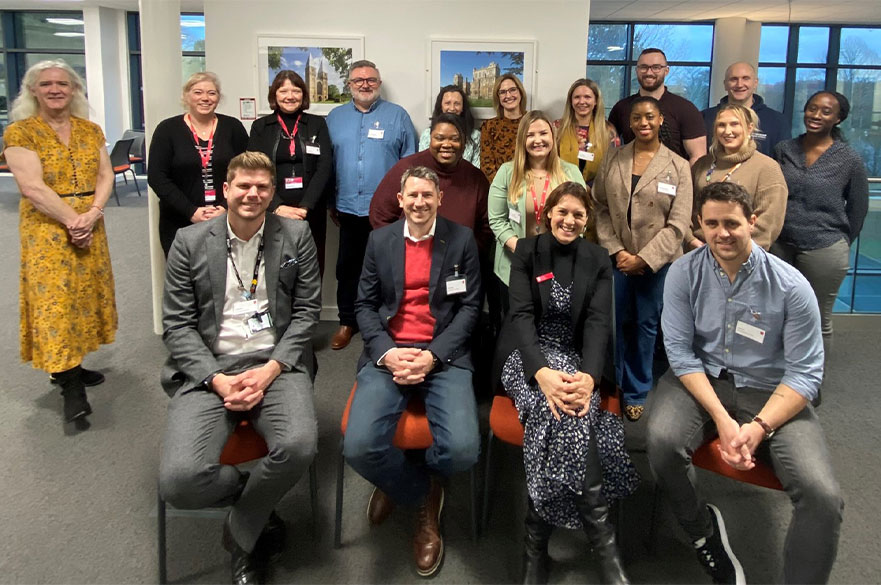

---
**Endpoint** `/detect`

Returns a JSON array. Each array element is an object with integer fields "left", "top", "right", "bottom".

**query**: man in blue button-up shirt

[
  {"left": 326, "top": 59, "right": 417, "bottom": 349},
  {"left": 646, "top": 182, "right": 843, "bottom": 585}
]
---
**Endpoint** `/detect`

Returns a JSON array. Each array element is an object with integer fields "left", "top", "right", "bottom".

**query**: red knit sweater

[{"left": 388, "top": 238, "right": 436, "bottom": 344}]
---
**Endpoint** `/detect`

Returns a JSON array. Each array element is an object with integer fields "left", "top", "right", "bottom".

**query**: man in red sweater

[{"left": 345, "top": 166, "right": 482, "bottom": 578}]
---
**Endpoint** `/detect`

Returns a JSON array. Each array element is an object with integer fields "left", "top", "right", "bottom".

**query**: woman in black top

[
  {"left": 148, "top": 71, "right": 248, "bottom": 255},
  {"left": 248, "top": 70, "right": 334, "bottom": 275}
]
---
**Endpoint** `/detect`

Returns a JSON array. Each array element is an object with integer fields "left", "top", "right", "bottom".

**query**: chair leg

[
  {"left": 130, "top": 169, "right": 142, "bottom": 196},
  {"left": 481, "top": 429, "right": 495, "bottom": 534},
  {"left": 157, "top": 488, "right": 167, "bottom": 584},
  {"left": 334, "top": 437, "right": 345, "bottom": 549},
  {"left": 470, "top": 466, "right": 479, "bottom": 541},
  {"left": 309, "top": 460, "right": 318, "bottom": 528},
  {"left": 112, "top": 179, "right": 120, "bottom": 206}
]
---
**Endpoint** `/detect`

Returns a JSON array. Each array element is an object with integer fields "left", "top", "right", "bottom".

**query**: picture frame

[
  {"left": 429, "top": 39, "right": 537, "bottom": 120},
  {"left": 256, "top": 35, "right": 365, "bottom": 116}
]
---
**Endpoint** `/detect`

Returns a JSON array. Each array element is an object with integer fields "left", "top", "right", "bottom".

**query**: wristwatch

[{"left": 751, "top": 415, "right": 775, "bottom": 439}]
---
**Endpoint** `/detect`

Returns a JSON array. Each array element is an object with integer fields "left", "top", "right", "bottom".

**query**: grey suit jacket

[{"left": 160, "top": 213, "right": 321, "bottom": 396}]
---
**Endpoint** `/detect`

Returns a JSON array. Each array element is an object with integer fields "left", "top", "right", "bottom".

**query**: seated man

[
  {"left": 159, "top": 151, "right": 321, "bottom": 585},
  {"left": 344, "top": 165, "right": 481, "bottom": 578},
  {"left": 647, "top": 181, "right": 843, "bottom": 584}
]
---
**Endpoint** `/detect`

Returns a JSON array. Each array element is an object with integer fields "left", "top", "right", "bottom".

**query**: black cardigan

[
  {"left": 247, "top": 111, "right": 334, "bottom": 212},
  {"left": 494, "top": 233, "right": 613, "bottom": 388},
  {"left": 148, "top": 113, "right": 248, "bottom": 255}
]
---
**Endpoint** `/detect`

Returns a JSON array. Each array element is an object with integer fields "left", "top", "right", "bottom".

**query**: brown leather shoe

[
  {"left": 367, "top": 487, "right": 395, "bottom": 526},
  {"left": 331, "top": 325, "right": 355, "bottom": 350},
  {"left": 413, "top": 477, "right": 444, "bottom": 577}
]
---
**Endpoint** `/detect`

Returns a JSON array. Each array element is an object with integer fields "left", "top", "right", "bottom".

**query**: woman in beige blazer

[{"left": 593, "top": 96, "right": 692, "bottom": 420}]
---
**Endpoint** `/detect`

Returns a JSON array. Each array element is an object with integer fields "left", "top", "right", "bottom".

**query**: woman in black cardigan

[
  {"left": 248, "top": 70, "right": 334, "bottom": 275},
  {"left": 148, "top": 71, "right": 248, "bottom": 256},
  {"left": 495, "top": 182, "right": 637, "bottom": 585}
]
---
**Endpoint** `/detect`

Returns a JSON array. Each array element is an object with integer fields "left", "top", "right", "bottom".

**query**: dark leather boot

[
  {"left": 55, "top": 366, "right": 92, "bottom": 422},
  {"left": 574, "top": 434, "right": 629, "bottom": 585},
  {"left": 522, "top": 498, "right": 553, "bottom": 585}
]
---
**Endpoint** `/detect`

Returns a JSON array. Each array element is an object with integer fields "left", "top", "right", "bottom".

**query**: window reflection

[{"left": 759, "top": 25, "right": 789, "bottom": 63}]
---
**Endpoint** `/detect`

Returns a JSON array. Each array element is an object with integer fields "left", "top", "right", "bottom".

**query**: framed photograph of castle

[
  {"left": 429, "top": 39, "right": 536, "bottom": 119},
  {"left": 257, "top": 35, "right": 365, "bottom": 116}
]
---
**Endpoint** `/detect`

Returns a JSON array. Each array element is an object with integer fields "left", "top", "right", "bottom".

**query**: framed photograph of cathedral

[
  {"left": 429, "top": 39, "right": 536, "bottom": 119},
  {"left": 257, "top": 35, "right": 365, "bottom": 115}
]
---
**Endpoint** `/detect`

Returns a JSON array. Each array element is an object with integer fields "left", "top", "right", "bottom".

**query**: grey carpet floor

[{"left": 0, "top": 177, "right": 878, "bottom": 584}]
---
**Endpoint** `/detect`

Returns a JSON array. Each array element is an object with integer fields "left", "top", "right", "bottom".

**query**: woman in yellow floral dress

[{"left": 4, "top": 60, "right": 117, "bottom": 425}]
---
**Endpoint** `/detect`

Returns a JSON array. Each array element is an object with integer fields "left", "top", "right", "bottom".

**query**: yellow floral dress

[{"left": 4, "top": 116, "right": 117, "bottom": 373}]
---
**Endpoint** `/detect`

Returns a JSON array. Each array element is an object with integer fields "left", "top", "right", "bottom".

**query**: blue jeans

[
  {"left": 613, "top": 264, "right": 669, "bottom": 405},
  {"left": 343, "top": 363, "right": 480, "bottom": 505},
  {"left": 646, "top": 369, "right": 843, "bottom": 584}
]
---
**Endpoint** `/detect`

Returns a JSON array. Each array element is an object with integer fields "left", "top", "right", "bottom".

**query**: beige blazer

[{"left": 593, "top": 142, "right": 693, "bottom": 272}]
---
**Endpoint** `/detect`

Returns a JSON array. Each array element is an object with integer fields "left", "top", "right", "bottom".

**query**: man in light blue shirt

[
  {"left": 326, "top": 59, "right": 416, "bottom": 349},
  {"left": 646, "top": 182, "right": 843, "bottom": 585}
]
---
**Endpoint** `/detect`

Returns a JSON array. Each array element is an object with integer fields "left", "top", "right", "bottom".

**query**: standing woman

[
  {"left": 481, "top": 74, "right": 528, "bottom": 182},
  {"left": 496, "top": 182, "right": 638, "bottom": 585},
  {"left": 593, "top": 96, "right": 692, "bottom": 421},
  {"left": 488, "top": 110, "right": 585, "bottom": 311},
  {"left": 689, "top": 104, "right": 787, "bottom": 250},
  {"left": 148, "top": 71, "right": 248, "bottom": 256},
  {"left": 3, "top": 60, "right": 117, "bottom": 425},
  {"left": 249, "top": 70, "right": 333, "bottom": 275},
  {"left": 772, "top": 91, "right": 868, "bottom": 353},
  {"left": 418, "top": 85, "right": 481, "bottom": 167},
  {"left": 556, "top": 78, "right": 613, "bottom": 185}
]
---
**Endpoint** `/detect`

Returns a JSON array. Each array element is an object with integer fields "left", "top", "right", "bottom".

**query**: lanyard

[
  {"left": 706, "top": 161, "right": 743, "bottom": 184},
  {"left": 530, "top": 175, "right": 551, "bottom": 231},
  {"left": 277, "top": 114, "right": 301, "bottom": 157},
  {"left": 186, "top": 114, "right": 216, "bottom": 170},
  {"left": 226, "top": 236, "right": 264, "bottom": 300}
]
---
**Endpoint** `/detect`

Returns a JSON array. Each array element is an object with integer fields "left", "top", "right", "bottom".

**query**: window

[{"left": 586, "top": 22, "right": 715, "bottom": 116}]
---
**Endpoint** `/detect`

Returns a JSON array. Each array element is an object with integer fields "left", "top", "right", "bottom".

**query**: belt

[{"left": 58, "top": 190, "right": 96, "bottom": 198}]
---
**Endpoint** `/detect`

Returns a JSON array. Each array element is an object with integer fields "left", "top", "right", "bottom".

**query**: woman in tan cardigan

[{"left": 689, "top": 104, "right": 788, "bottom": 250}]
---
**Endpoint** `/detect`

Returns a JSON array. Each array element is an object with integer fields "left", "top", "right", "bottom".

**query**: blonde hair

[
  {"left": 10, "top": 60, "right": 90, "bottom": 122},
  {"left": 181, "top": 71, "right": 221, "bottom": 109},
  {"left": 226, "top": 151, "right": 276, "bottom": 185},
  {"left": 508, "top": 111, "right": 567, "bottom": 205},
  {"left": 710, "top": 103, "right": 759, "bottom": 156},
  {"left": 491, "top": 74, "right": 527, "bottom": 118},
  {"left": 558, "top": 78, "right": 610, "bottom": 167}
]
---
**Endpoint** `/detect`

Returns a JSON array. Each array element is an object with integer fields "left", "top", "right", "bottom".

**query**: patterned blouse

[{"left": 480, "top": 115, "right": 522, "bottom": 183}]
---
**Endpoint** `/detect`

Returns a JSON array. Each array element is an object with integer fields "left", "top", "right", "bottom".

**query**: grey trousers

[
  {"left": 645, "top": 370, "right": 843, "bottom": 584},
  {"left": 159, "top": 352, "right": 317, "bottom": 553}
]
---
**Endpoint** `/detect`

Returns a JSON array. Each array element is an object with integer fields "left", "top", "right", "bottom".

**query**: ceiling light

[
  {"left": 54, "top": 32, "right": 85, "bottom": 37},
  {"left": 180, "top": 20, "right": 204, "bottom": 28},
  {"left": 46, "top": 18, "right": 84, "bottom": 26},
  {"left": 607, "top": 45, "right": 624, "bottom": 51}
]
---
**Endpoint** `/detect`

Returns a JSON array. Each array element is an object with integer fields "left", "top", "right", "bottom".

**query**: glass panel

[
  {"left": 18, "top": 12, "right": 85, "bottom": 50},
  {"left": 0, "top": 56, "right": 7, "bottom": 127},
  {"left": 24, "top": 54, "right": 87, "bottom": 84},
  {"left": 629, "top": 65, "right": 710, "bottom": 109},
  {"left": 791, "top": 68, "right": 826, "bottom": 135},
  {"left": 127, "top": 12, "right": 140, "bottom": 52},
  {"left": 587, "top": 65, "right": 625, "bottom": 118},
  {"left": 0, "top": 16, "right": 4, "bottom": 48},
  {"left": 759, "top": 25, "right": 789, "bottom": 63},
  {"left": 797, "top": 27, "right": 829, "bottom": 64},
  {"left": 839, "top": 28, "right": 881, "bottom": 66},
  {"left": 632, "top": 24, "right": 713, "bottom": 62},
  {"left": 757, "top": 66, "right": 786, "bottom": 112},
  {"left": 588, "top": 24, "right": 629, "bottom": 61},
  {"left": 180, "top": 14, "right": 205, "bottom": 52},
  {"left": 837, "top": 68, "right": 881, "bottom": 176},
  {"left": 182, "top": 56, "right": 206, "bottom": 83}
]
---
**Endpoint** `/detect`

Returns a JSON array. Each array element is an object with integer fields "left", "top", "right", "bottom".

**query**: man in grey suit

[{"left": 159, "top": 151, "right": 321, "bottom": 585}]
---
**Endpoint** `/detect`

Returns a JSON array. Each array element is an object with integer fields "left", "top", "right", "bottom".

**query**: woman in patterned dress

[
  {"left": 3, "top": 60, "right": 117, "bottom": 425},
  {"left": 495, "top": 182, "right": 638, "bottom": 585}
]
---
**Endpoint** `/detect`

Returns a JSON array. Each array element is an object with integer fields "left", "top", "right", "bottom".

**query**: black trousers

[{"left": 335, "top": 212, "right": 372, "bottom": 327}]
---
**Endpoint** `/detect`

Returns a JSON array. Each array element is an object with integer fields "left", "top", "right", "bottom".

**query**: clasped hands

[
  {"left": 615, "top": 251, "right": 647, "bottom": 276},
  {"left": 274, "top": 205, "right": 308, "bottom": 220},
  {"left": 211, "top": 361, "right": 281, "bottom": 411},
  {"left": 191, "top": 205, "right": 226, "bottom": 223},
  {"left": 714, "top": 414, "right": 766, "bottom": 471},
  {"left": 66, "top": 206, "right": 103, "bottom": 249},
  {"left": 383, "top": 347, "right": 435, "bottom": 385},
  {"left": 535, "top": 367, "right": 595, "bottom": 421}
]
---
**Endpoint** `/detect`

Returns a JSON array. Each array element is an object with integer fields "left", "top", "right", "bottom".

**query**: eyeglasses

[
  {"left": 498, "top": 87, "right": 519, "bottom": 97},
  {"left": 349, "top": 77, "right": 379, "bottom": 87},
  {"left": 637, "top": 64, "right": 667, "bottom": 73}
]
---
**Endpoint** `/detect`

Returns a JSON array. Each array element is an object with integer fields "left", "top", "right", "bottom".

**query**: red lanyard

[
  {"left": 186, "top": 114, "right": 216, "bottom": 169},
  {"left": 530, "top": 175, "right": 551, "bottom": 230},
  {"left": 277, "top": 114, "right": 301, "bottom": 157}
]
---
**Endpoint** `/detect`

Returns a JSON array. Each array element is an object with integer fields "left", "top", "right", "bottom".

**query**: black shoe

[
  {"left": 222, "top": 514, "right": 263, "bottom": 585},
  {"left": 694, "top": 504, "right": 745, "bottom": 585},
  {"left": 51, "top": 368, "right": 105, "bottom": 387},
  {"left": 62, "top": 387, "right": 91, "bottom": 422},
  {"left": 254, "top": 511, "right": 286, "bottom": 563},
  {"left": 522, "top": 500, "right": 552, "bottom": 584}
]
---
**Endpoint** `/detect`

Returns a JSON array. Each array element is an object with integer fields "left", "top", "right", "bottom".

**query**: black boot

[
  {"left": 522, "top": 498, "right": 553, "bottom": 585},
  {"left": 54, "top": 366, "right": 92, "bottom": 423},
  {"left": 574, "top": 434, "right": 629, "bottom": 585}
]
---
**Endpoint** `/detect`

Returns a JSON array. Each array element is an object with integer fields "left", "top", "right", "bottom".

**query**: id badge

[
  {"left": 305, "top": 143, "right": 321, "bottom": 155},
  {"left": 508, "top": 207, "right": 522, "bottom": 224},
  {"left": 578, "top": 150, "right": 595, "bottom": 162},
  {"left": 247, "top": 310, "right": 273, "bottom": 334},
  {"left": 735, "top": 320, "right": 766, "bottom": 344},
  {"left": 285, "top": 176, "right": 304, "bottom": 190},
  {"left": 367, "top": 128, "right": 385, "bottom": 139},
  {"left": 204, "top": 188, "right": 217, "bottom": 203},
  {"left": 446, "top": 276, "right": 467, "bottom": 295},
  {"left": 232, "top": 299, "right": 259, "bottom": 315},
  {"left": 658, "top": 182, "right": 677, "bottom": 196}
]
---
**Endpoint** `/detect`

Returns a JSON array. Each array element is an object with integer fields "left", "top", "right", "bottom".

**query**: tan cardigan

[
  {"left": 593, "top": 142, "right": 693, "bottom": 272},
  {"left": 690, "top": 143, "right": 788, "bottom": 250}
]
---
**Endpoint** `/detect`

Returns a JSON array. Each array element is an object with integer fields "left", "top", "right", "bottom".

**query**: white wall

[{"left": 84, "top": 6, "right": 128, "bottom": 143}]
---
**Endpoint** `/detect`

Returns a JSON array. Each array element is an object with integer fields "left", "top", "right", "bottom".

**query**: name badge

[
  {"left": 735, "top": 320, "right": 766, "bottom": 344},
  {"left": 445, "top": 277, "right": 467, "bottom": 295},
  {"left": 536, "top": 272, "right": 554, "bottom": 283},
  {"left": 508, "top": 207, "right": 522, "bottom": 224},
  {"left": 367, "top": 128, "right": 385, "bottom": 139},
  {"left": 751, "top": 131, "right": 768, "bottom": 142},
  {"left": 285, "top": 176, "right": 304, "bottom": 190},
  {"left": 204, "top": 188, "right": 217, "bottom": 203},
  {"left": 232, "top": 299, "right": 259, "bottom": 315},
  {"left": 658, "top": 182, "right": 677, "bottom": 196},
  {"left": 578, "top": 150, "right": 595, "bottom": 162},
  {"left": 305, "top": 143, "right": 321, "bottom": 155},
  {"left": 247, "top": 310, "right": 273, "bottom": 334}
]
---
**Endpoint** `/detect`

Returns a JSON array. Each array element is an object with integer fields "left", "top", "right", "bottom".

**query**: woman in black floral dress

[{"left": 496, "top": 182, "right": 638, "bottom": 585}]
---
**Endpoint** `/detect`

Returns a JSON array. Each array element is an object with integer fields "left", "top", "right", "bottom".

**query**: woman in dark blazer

[
  {"left": 148, "top": 71, "right": 248, "bottom": 256},
  {"left": 248, "top": 70, "right": 334, "bottom": 275},
  {"left": 496, "top": 182, "right": 637, "bottom": 585}
]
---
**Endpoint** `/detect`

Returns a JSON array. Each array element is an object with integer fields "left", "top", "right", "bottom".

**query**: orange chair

[
  {"left": 109, "top": 138, "right": 141, "bottom": 205},
  {"left": 157, "top": 420, "right": 318, "bottom": 583},
  {"left": 333, "top": 382, "right": 479, "bottom": 548}
]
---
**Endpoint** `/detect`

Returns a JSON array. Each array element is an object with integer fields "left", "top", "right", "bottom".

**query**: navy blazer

[{"left": 355, "top": 216, "right": 482, "bottom": 372}]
